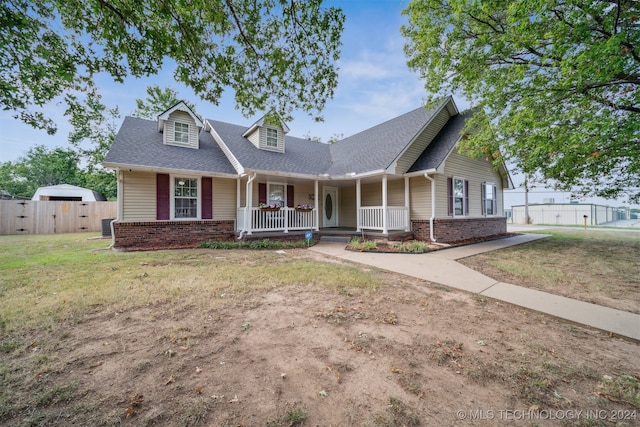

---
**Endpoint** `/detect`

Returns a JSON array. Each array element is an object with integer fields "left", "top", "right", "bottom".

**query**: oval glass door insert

[{"left": 325, "top": 193, "right": 333, "bottom": 219}]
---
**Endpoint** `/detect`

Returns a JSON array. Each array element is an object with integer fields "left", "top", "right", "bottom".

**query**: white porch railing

[
  {"left": 358, "top": 206, "right": 409, "bottom": 231},
  {"left": 237, "top": 207, "right": 316, "bottom": 233}
]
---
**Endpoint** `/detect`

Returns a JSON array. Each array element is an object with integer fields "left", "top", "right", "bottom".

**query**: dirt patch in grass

[
  {"left": 459, "top": 230, "right": 640, "bottom": 314},
  {"left": 1, "top": 234, "right": 639, "bottom": 426}
]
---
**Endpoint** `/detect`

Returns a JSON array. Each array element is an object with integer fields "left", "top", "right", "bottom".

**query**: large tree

[
  {"left": 402, "top": 0, "right": 639, "bottom": 202},
  {"left": 0, "top": 146, "right": 84, "bottom": 198},
  {"left": 132, "top": 85, "right": 197, "bottom": 119},
  {"left": 1, "top": 0, "right": 344, "bottom": 134}
]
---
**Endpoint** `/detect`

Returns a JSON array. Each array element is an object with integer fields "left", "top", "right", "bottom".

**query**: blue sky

[{"left": 0, "top": 1, "right": 636, "bottom": 209}]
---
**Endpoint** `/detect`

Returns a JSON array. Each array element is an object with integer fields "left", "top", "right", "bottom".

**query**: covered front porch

[{"left": 235, "top": 173, "right": 412, "bottom": 237}]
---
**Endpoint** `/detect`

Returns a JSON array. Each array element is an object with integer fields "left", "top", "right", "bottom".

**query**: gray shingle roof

[
  {"left": 408, "top": 110, "right": 472, "bottom": 173},
  {"left": 106, "top": 98, "right": 467, "bottom": 178},
  {"left": 326, "top": 99, "right": 448, "bottom": 175},
  {"left": 208, "top": 120, "right": 332, "bottom": 175},
  {"left": 104, "top": 116, "right": 237, "bottom": 175}
]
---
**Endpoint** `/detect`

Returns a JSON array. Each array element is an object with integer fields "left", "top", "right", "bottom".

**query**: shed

[{"left": 31, "top": 184, "right": 107, "bottom": 202}]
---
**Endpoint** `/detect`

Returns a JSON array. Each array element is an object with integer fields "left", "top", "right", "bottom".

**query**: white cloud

[{"left": 340, "top": 60, "right": 392, "bottom": 80}]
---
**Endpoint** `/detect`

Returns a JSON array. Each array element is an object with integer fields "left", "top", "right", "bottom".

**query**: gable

[
  {"left": 157, "top": 101, "right": 204, "bottom": 149},
  {"left": 242, "top": 114, "right": 289, "bottom": 153},
  {"left": 327, "top": 97, "right": 453, "bottom": 176},
  {"left": 162, "top": 110, "right": 201, "bottom": 148},
  {"left": 407, "top": 111, "right": 471, "bottom": 174},
  {"left": 392, "top": 105, "right": 453, "bottom": 174}
]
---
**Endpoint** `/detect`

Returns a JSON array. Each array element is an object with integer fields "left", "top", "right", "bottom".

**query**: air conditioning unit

[{"left": 543, "top": 198, "right": 555, "bottom": 204}]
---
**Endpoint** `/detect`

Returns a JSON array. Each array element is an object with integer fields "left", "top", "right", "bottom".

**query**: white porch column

[
  {"left": 382, "top": 175, "right": 388, "bottom": 234},
  {"left": 356, "top": 179, "right": 362, "bottom": 232},
  {"left": 404, "top": 176, "right": 410, "bottom": 231},
  {"left": 314, "top": 180, "right": 320, "bottom": 231},
  {"left": 245, "top": 173, "right": 256, "bottom": 235}
]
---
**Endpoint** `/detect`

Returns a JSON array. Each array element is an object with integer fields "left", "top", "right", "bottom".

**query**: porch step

[{"left": 319, "top": 235, "right": 351, "bottom": 243}]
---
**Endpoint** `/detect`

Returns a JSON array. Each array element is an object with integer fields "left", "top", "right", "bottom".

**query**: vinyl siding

[
  {"left": 122, "top": 171, "right": 156, "bottom": 221},
  {"left": 394, "top": 107, "right": 451, "bottom": 173},
  {"left": 212, "top": 178, "right": 237, "bottom": 220},
  {"left": 387, "top": 178, "right": 406, "bottom": 206},
  {"left": 440, "top": 149, "right": 505, "bottom": 218},
  {"left": 409, "top": 176, "right": 432, "bottom": 220},
  {"left": 246, "top": 128, "right": 259, "bottom": 147},
  {"left": 361, "top": 182, "right": 382, "bottom": 206},
  {"left": 291, "top": 183, "right": 315, "bottom": 207},
  {"left": 164, "top": 111, "right": 199, "bottom": 148}
]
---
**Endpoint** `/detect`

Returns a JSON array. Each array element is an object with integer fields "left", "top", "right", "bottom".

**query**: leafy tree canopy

[
  {"left": 1, "top": 0, "right": 344, "bottom": 134},
  {"left": 402, "top": 0, "right": 639, "bottom": 202},
  {"left": 0, "top": 146, "right": 84, "bottom": 198},
  {"left": 133, "top": 85, "right": 197, "bottom": 120}
]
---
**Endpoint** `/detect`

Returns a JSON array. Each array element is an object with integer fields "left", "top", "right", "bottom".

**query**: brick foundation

[
  {"left": 412, "top": 217, "right": 507, "bottom": 243},
  {"left": 112, "top": 220, "right": 236, "bottom": 251}
]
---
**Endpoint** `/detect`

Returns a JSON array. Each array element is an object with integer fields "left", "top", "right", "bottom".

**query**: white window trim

[
  {"left": 453, "top": 176, "right": 466, "bottom": 217},
  {"left": 174, "top": 121, "right": 190, "bottom": 145},
  {"left": 265, "top": 127, "right": 278, "bottom": 147},
  {"left": 170, "top": 175, "right": 201, "bottom": 220},
  {"left": 267, "top": 181, "right": 286, "bottom": 207},
  {"left": 484, "top": 182, "right": 497, "bottom": 216}
]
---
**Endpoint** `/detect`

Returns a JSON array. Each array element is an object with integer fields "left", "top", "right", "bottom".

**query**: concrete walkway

[{"left": 310, "top": 234, "right": 640, "bottom": 341}]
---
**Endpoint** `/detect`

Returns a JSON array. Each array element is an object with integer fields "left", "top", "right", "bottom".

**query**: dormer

[
  {"left": 157, "top": 101, "right": 204, "bottom": 149},
  {"left": 242, "top": 113, "right": 290, "bottom": 153}
]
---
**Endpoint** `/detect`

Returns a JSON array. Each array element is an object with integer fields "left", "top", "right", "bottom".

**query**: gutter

[{"left": 102, "top": 162, "right": 238, "bottom": 179}]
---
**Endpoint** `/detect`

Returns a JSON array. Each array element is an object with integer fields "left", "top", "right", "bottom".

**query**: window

[
  {"left": 268, "top": 183, "right": 285, "bottom": 207},
  {"left": 174, "top": 122, "right": 189, "bottom": 144},
  {"left": 174, "top": 177, "right": 198, "bottom": 218},
  {"left": 266, "top": 127, "right": 278, "bottom": 147},
  {"left": 448, "top": 177, "right": 468, "bottom": 216},
  {"left": 482, "top": 182, "right": 497, "bottom": 216},
  {"left": 453, "top": 178, "right": 465, "bottom": 216}
]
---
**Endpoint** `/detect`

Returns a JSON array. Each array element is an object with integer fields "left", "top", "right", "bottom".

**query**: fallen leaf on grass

[
  {"left": 195, "top": 387, "right": 203, "bottom": 394},
  {"left": 130, "top": 394, "right": 144, "bottom": 406},
  {"left": 165, "top": 375, "right": 174, "bottom": 385}
]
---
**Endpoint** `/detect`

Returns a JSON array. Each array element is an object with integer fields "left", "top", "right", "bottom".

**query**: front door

[{"left": 323, "top": 187, "right": 338, "bottom": 227}]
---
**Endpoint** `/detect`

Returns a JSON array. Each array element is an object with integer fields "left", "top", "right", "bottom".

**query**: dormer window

[
  {"left": 242, "top": 113, "right": 289, "bottom": 153},
  {"left": 174, "top": 122, "right": 190, "bottom": 144},
  {"left": 157, "top": 101, "right": 204, "bottom": 149},
  {"left": 266, "top": 128, "right": 278, "bottom": 147}
]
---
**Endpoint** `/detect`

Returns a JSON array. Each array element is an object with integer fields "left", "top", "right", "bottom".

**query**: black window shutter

[
  {"left": 481, "top": 182, "right": 486, "bottom": 216},
  {"left": 493, "top": 185, "right": 497, "bottom": 214},
  {"left": 156, "top": 173, "right": 170, "bottom": 220},
  {"left": 464, "top": 180, "right": 469, "bottom": 215},
  {"left": 258, "top": 183, "right": 267, "bottom": 204},
  {"left": 202, "top": 177, "right": 213, "bottom": 219},
  {"left": 287, "top": 185, "right": 294, "bottom": 208},
  {"left": 447, "top": 177, "right": 453, "bottom": 216}
]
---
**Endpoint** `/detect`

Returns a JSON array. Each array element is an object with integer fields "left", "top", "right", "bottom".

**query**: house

[
  {"left": 31, "top": 184, "right": 107, "bottom": 201},
  {"left": 103, "top": 97, "right": 513, "bottom": 250}
]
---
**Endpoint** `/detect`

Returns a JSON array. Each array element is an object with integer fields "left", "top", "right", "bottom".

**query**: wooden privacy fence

[{"left": 0, "top": 200, "right": 117, "bottom": 235}]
